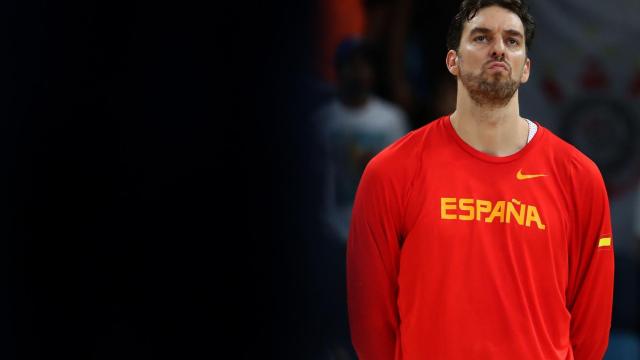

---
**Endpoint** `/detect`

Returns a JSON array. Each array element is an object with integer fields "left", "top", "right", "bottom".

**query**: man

[
  {"left": 346, "top": 1, "right": 615, "bottom": 359},
  {"left": 314, "top": 37, "right": 409, "bottom": 243},
  {"left": 311, "top": 36, "right": 409, "bottom": 359}
]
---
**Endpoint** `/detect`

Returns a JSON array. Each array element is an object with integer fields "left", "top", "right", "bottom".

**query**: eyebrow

[
  {"left": 469, "top": 27, "right": 491, "bottom": 36},
  {"left": 504, "top": 29, "right": 524, "bottom": 38},
  {"left": 469, "top": 27, "right": 524, "bottom": 38}
]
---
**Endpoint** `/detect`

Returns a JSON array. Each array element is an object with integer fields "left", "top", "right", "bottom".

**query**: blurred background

[
  {"left": 305, "top": 0, "right": 640, "bottom": 359},
  {"left": 1, "top": 0, "right": 310, "bottom": 359},
  {"left": 3, "top": 0, "right": 639, "bottom": 359}
]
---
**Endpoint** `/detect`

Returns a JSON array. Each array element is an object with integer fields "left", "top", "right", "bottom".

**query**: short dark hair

[{"left": 446, "top": 0, "right": 535, "bottom": 52}]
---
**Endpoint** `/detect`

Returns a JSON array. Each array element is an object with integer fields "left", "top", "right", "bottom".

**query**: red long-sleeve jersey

[{"left": 347, "top": 115, "right": 614, "bottom": 359}]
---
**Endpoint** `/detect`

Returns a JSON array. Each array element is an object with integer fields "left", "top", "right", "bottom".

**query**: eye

[
  {"left": 474, "top": 35, "right": 488, "bottom": 43},
  {"left": 507, "top": 38, "right": 520, "bottom": 46}
]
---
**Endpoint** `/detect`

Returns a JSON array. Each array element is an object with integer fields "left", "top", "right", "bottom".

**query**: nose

[{"left": 491, "top": 40, "right": 506, "bottom": 60}]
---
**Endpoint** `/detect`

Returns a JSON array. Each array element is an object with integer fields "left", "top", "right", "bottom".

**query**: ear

[
  {"left": 446, "top": 50, "right": 459, "bottom": 76},
  {"left": 520, "top": 57, "right": 531, "bottom": 83}
]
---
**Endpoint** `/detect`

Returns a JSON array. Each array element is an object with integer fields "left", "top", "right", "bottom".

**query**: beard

[{"left": 459, "top": 65, "right": 520, "bottom": 108}]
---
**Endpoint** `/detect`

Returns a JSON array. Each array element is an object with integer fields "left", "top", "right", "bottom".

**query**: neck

[{"left": 449, "top": 86, "right": 528, "bottom": 157}]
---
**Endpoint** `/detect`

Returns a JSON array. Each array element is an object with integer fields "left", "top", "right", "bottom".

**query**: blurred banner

[{"left": 521, "top": 0, "right": 640, "bottom": 355}]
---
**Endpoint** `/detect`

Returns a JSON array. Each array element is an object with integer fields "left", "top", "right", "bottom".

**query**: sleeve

[
  {"left": 566, "top": 161, "right": 615, "bottom": 360},
  {"left": 347, "top": 158, "right": 403, "bottom": 360}
]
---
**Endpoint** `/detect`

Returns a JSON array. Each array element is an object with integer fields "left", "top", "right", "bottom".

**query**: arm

[
  {"left": 566, "top": 162, "right": 615, "bottom": 359},
  {"left": 347, "top": 159, "right": 403, "bottom": 360}
]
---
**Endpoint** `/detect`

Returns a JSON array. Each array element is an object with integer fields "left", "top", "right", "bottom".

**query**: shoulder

[
  {"left": 541, "top": 126, "right": 605, "bottom": 186},
  {"left": 363, "top": 118, "right": 442, "bottom": 186},
  {"left": 369, "top": 96, "right": 407, "bottom": 119}
]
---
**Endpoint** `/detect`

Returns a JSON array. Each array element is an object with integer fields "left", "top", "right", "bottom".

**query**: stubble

[{"left": 459, "top": 63, "right": 520, "bottom": 108}]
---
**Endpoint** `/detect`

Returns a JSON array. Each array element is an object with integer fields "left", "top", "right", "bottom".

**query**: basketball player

[{"left": 347, "top": 0, "right": 615, "bottom": 359}]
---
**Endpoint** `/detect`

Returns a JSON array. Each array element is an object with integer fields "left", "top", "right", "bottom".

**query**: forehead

[{"left": 462, "top": 5, "right": 524, "bottom": 36}]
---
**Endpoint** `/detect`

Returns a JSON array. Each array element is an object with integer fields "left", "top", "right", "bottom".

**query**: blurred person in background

[
  {"left": 347, "top": 0, "right": 615, "bottom": 359},
  {"left": 311, "top": 36, "right": 409, "bottom": 360},
  {"left": 314, "top": 36, "right": 410, "bottom": 245}
]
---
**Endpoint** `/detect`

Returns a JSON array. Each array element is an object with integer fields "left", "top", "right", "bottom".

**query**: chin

[{"left": 486, "top": 74, "right": 511, "bottom": 83}]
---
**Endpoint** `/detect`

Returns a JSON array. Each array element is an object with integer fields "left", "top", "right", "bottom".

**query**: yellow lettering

[
  {"left": 506, "top": 201, "right": 525, "bottom": 225},
  {"left": 485, "top": 201, "right": 505, "bottom": 223},
  {"left": 476, "top": 200, "right": 492, "bottom": 221},
  {"left": 441, "top": 197, "right": 457, "bottom": 220},
  {"left": 439, "top": 197, "right": 546, "bottom": 231},
  {"left": 526, "top": 205, "right": 546, "bottom": 230},
  {"left": 458, "top": 198, "right": 475, "bottom": 221}
]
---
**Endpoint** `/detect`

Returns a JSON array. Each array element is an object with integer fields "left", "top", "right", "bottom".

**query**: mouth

[{"left": 487, "top": 61, "right": 509, "bottom": 71}]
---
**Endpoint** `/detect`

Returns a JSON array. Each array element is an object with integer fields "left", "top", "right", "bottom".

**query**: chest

[{"left": 401, "top": 160, "right": 572, "bottom": 267}]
